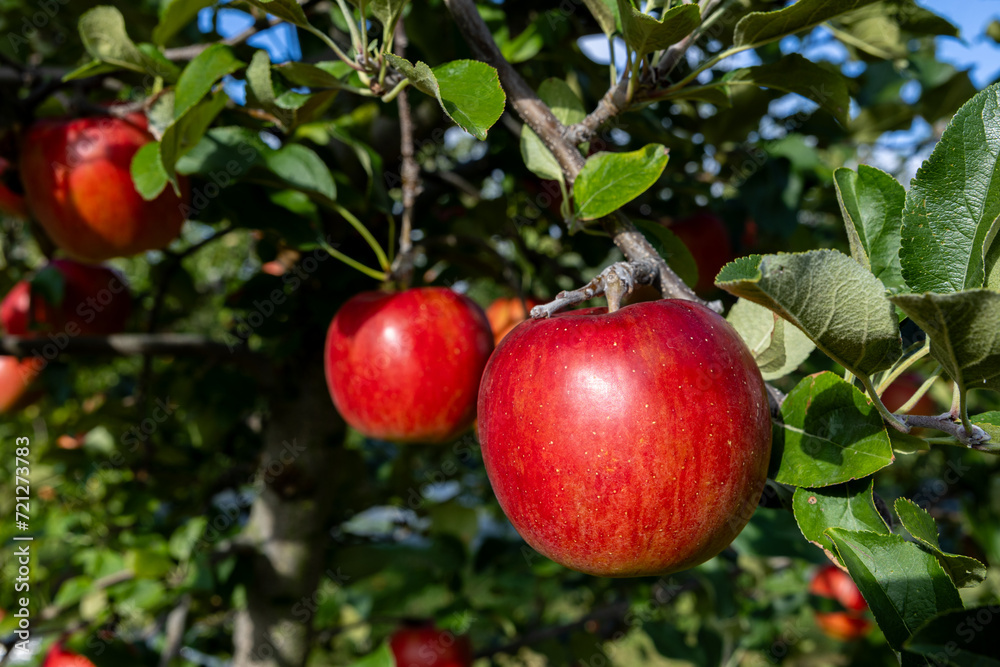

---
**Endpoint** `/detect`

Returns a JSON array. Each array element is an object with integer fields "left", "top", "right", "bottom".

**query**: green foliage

[{"left": 573, "top": 144, "right": 669, "bottom": 220}]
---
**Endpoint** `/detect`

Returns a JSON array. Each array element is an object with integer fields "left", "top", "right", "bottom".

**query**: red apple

[
  {"left": 42, "top": 642, "right": 97, "bottom": 667},
  {"left": 1, "top": 259, "right": 131, "bottom": 336},
  {"left": 485, "top": 296, "right": 538, "bottom": 345},
  {"left": 666, "top": 212, "right": 734, "bottom": 294},
  {"left": 325, "top": 287, "right": 494, "bottom": 443},
  {"left": 0, "top": 355, "right": 42, "bottom": 414},
  {"left": 389, "top": 625, "right": 472, "bottom": 667},
  {"left": 477, "top": 300, "right": 772, "bottom": 577},
  {"left": 0, "top": 156, "right": 27, "bottom": 219},
  {"left": 880, "top": 373, "right": 937, "bottom": 416},
  {"left": 810, "top": 564, "right": 872, "bottom": 641},
  {"left": 20, "top": 113, "right": 189, "bottom": 262}
]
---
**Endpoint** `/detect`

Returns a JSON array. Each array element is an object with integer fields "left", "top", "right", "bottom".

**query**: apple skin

[
  {"left": 667, "top": 212, "right": 734, "bottom": 294},
  {"left": 0, "top": 259, "right": 131, "bottom": 336},
  {"left": 478, "top": 300, "right": 772, "bottom": 577},
  {"left": 325, "top": 287, "right": 494, "bottom": 444},
  {"left": 20, "top": 114, "right": 189, "bottom": 263},
  {"left": 389, "top": 626, "right": 472, "bottom": 667},
  {"left": 0, "top": 156, "right": 27, "bottom": 218},
  {"left": 810, "top": 564, "right": 872, "bottom": 641},
  {"left": 41, "top": 643, "right": 97, "bottom": 667},
  {"left": 485, "top": 296, "right": 538, "bottom": 345},
  {"left": 0, "top": 355, "right": 42, "bottom": 414}
]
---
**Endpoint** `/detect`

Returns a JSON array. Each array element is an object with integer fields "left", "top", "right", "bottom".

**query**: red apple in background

[
  {"left": 325, "top": 287, "right": 494, "bottom": 443},
  {"left": 0, "top": 355, "right": 41, "bottom": 414},
  {"left": 389, "top": 625, "right": 473, "bottom": 667},
  {"left": 810, "top": 564, "right": 872, "bottom": 641},
  {"left": 20, "top": 113, "right": 189, "bottom": 263},
  {"left": 485, "top": 296, "right": 538, "bottom": 345},
  {"left": 880, "top": 373, "right": 937, "bottom": 416},
  {"left": 1, "top": 259, "right": 131, "bottom": 336},
  {"left": 0, "top": 156, "right": 27, "bottom": 218},
  {"left": 477, "top": 300, "right": 771, "bottom": 577},
  {"left": 666, "top": 212, "right": 734, "bottom": 294},
  {"left": 42, "top": 643, "right": 97, "bottom": 667}
]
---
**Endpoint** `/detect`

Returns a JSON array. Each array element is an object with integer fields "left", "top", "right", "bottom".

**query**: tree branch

[
  {"left": 389, "top": 21, "right": 419, "bottom": 285},
  {"left": 0, "top": 334, "right": 252, "bottom": 359},
  {"left": 163, "top": 16, "right": 282, "bottom": 61}
]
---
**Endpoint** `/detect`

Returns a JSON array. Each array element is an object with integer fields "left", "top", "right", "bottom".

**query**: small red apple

[
  {"left": 478, "top": 300, "right": 772, "bottom": 577},
  {"left": 325, "top": 287, "right": 494, "bottom": 443},
  {"left": 42, "top": 642, "right": 97, "bottom": 667},
  {"left": 485, "top": 296, "right": 538, "bottom": 345},
  {"left": 880, "top": 373, "right": 937, "bottom": 416},
  {"left": 666, "top": 212, "right": 734, "bottom": 294},
  {"left": 20, "top": 113, "right": 189, "bottom": 262},
  {"left": 0, "top": 156, "right": 27, "bottom": 219},
  {"left": 0, "top": 355, "right": 42, "bottom": 413},
  {"left": 389, "top": 625, "right": 473, "bottom": 667},
  {"left": 0, "top": 259, "right": 131, "bottom": 336},
  {"left": 810, "top": 564, "right": 872, "bottom": 641}
]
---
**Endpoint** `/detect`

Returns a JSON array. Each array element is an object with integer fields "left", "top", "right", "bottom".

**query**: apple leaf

[
  {"left": 616, "top": 0, "right": 701, "bottom": 58},
  {"left": 174, "top": 44, "right": 244, "bottom": 120},
  {"left": 905, "top": 608, "right": 1000, "bottom": 666},
  {"left": 521, "top": 79, "right": 586, "bottom": 184},
  {"left": 238, "top": 0, "right": 312, "bottom": 28},
  {"left": 716, "top": 250, "right": 902, "bottom": 378},
  {"left": 633, "top": 220, "right": 698, "bottom": 290},
  {"left": 131, "top": 142, "right": 171, "bottom": 201},
  {"left": 734, "top": 0, "right": 883, "bottom": 49},
  {"left": 894, "top": 498, "right": 987, "bottom": 589},
  {"left": 153, "top": 0, "right": 215, "bottom": 46},
  {"left": 792, "top": 479, "right": 890, "bottom": 562},
  {"left": 246, "top": 50, "right": 295, "bottom": 130},
  {"left": 160, "top": 92, "right": 230, "bottom": 190},
  {"left": 263, "top": 144, "right": 337, "bottom": 201},
  {"left": 69, "top": 6, "right": 180, "bottom": 82},
  {"left": 348, "top": 643, "right": 394, "bottom": 667},
  {"left": 890, "top": 290, "right": 1000, "bottom": 399},
  {"left": 573, "top": 144, "right": 670, "bottom": 221},
  {"left": 726, "top": 298, "right": 815, "bottom": 381},
  {"left": 369, "top": 0, "right": 408, "bottom": 43},
  {"left": 385, "top": 56, "right": 505, "bottom": 141},
  {"left": 899, "top": 83, "right": 1000, "bottom": 294},
  {"left": 723, "top": 54, "right": 851, "bottom": 126},
  {"left": 776, "top": 372, "right": 894, "bottom": 488},
  {"left": 827, "top": 528, "right": 963, "bottom": 653},
  {"left": 971, "top": 412, "right": 1000, "bottom": 453},
  {"left": 582, "top": 0, "right": 621, "bottom": 36},
  {"left": 276, "top": 61, "right": 354, "bottom": 89}
]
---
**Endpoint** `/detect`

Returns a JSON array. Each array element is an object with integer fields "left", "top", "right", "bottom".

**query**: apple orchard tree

[{"left": 1, "top": 0, "right": 1000, "bottom": 665}]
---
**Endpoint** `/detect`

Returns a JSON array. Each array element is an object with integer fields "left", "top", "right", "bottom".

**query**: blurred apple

[
  {"left": 810, "top": 564, "right": 872, "bottom": 641},
  {"left": 666, "top": 212, "right": 734, "bottom": 294},
  {"left": 0, "top": 156, "right": 27, "bottom": 218},
  {"left": 485, "top": 296, "right": 538, "bottom": 345}
]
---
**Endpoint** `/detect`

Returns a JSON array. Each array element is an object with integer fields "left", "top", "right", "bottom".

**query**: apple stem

[{"left": 530, "top": 259, "right": 659, "bottom": 318}]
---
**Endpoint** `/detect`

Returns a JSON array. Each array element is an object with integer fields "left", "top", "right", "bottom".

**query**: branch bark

[{"left": 0, "top": 334, "right": 252, "bottom": 359}]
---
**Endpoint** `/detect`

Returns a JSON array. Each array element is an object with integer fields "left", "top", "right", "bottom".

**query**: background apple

[
  {"left": 485, "top": 296, "right": 538, "bottom": 345},
  {"left": 0, "top": 259, "right": 131, "bottom": 336},
  {"left": 389, "top": 625, "right": 472, "bottom": 667},
  {"left": 0, "top": 355, "right": 41, "bottom": 413},
  {"left": 0, "top": 156, "right": 27, "bottom": 218},
  {"left": 477, "top": 300, "right": 772, "bottom": 577},
  {"left": 880, "top": 372, "right": 938, "bottom": 416},
  {"left": 810, "top": 564, "right": 872, "bottom": 641},
  {"left": 666, "top": 212, "right": 734, "bottom": 295},
  {"left": 42, "top": 642, "right": 97, "bottom": 667},
  {"left": 20, "top": 114, "right": 189, "bottom": 263},
  {"left": 325, "top": 287, "right": 494, "bottom": 443}
]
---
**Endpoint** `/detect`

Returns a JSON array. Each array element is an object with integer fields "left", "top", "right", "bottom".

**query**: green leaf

[
  {"left": 349, "top": 643, "right": 394, "bottom": 667},
  {"left": 161, "top": 92, "right": 229, "bottom": 186},
  {"left": 899, "top": 83, "right": 1000, "bottom": 294},
  {"left": 616, "top": 0, "right": 701, "bottom": 57},
  {"left": 276, "top": 61, "right": 353, "bottom": 88},
  {"left": 582, "top": 0, "right": 621, "bottom": 36},
  {"left": 176, "top": 126, "right": 269, "bottom": 177},
  {"left": 573, "top": 144, "right": 669, "bottom": 221},
  {"left": 124, "top": 549, "right": 175, "bottom": 579},
  {"left": 131, "top": 141, "right": 170, "bottom": 201},
  {"left": 386, "top": 56, "right": 505, "bottom": 141},
  {"left": 792, "top": 479, "right": 890, "bottom": 560},
  {"left": 370, "top": 0, "right": 408, "bottom": 43},
  {"left": 175, "top": 44, "right": 244, "bottom": 120},
  {"left": 168, "top": 516, "right": 208, "bottom": 561},
  {"left": 971, "top": 412, "right": 1000, "bottom": 453},
  {"left": 726, "top": 298, "right": 815, "bottom": 381},
  {"left": 776, "top": 372, "right": 894, "bottom": 487},
  {"left": 827, "top": 528, "right": 963, "bottom": 653},
  {"left": 834, "top": 165, "right": 907, "bottom": 294},
  {"left": 31, "top": 265, "right": 66, "bottom": 309},
  {"left": 890, "top": 290, "right": 1000, "bottom": 398},
  {"left": 74, "top": 6, "right": 179, "bottom": 82},
  {"left": 520, "top": 78, "right": 586, "bottom": 183},
  {"left": 153, "top": 0, "right": 215, "bottom": 45},
  {"left": 717, "top": 251, "right": 902, "bottom": 378},
  {"left": 894, "top": 498, "right": 987, "bottom": 589},
  {"left": 239, "top": 0, "right": 312, "bottom": 27},
  {"left": 906, "top": 607, "right": 1000, "bottom": 666},
  {"left": 633, "top": 219, "right": 698, "bottom": 289},
  {"left": 723, "top": 54, "right": 851, "bottom": 126},
  {"left": 734, "top": 0, "right": 883, "bottom": 48},
  {"left": 264, "top": 144, "right": 337, "bottom": 201}
]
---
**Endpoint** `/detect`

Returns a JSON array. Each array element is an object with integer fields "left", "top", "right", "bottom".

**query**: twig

[
  {"left": 389, "top": 21, "right": 419, "bottom": 286},
  {"left": 158, "top": 596, "right": 191, "bottom": 667},
  {"left": 530, "top": 259, "right": 661, "bottom": 317},
  {"left": 1, "top": 334, "right": 253, "bottom": 359},
  {"left": 162, "top": 16, "right": 282, "bottom": 61},
  {"left": 899, "top": 414, "right": 992, "bottom": 449}
]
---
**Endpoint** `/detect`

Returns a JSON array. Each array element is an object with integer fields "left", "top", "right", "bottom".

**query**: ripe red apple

[
  {"left": 1, "top": 259, "right": 131, "bottom": 336},
  {"left": 477, "top": 300, "right": 772, "bottom": 577},
  {"left": 666, "top": 212, "right": 734, "bottom": 294},
  {"left": 42, "top": 642, "right": 97, "bottom": 667},
  {"left": 485, "top": 296, "right": 538, "bottom": 345},
  {"left": 880, "top": 373, "right": 937, "bottom": 416},
  {"left": 810, "top": 564, "right": 872, "bottom": 641},
  {"left": 20, "top": 113, "right": 189, "bottom": 262},
  {"left": 0, "top": 156, "right": 27, "bottom": 218},
  {"left": 389, "top": 625, "right": 472, "bottom": 667},
  {"left": 325, "top": 287, "right": 494, "bottom": 443},
  {"left": 0, "top": 355, "right": 43, "bottom": 414}
]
